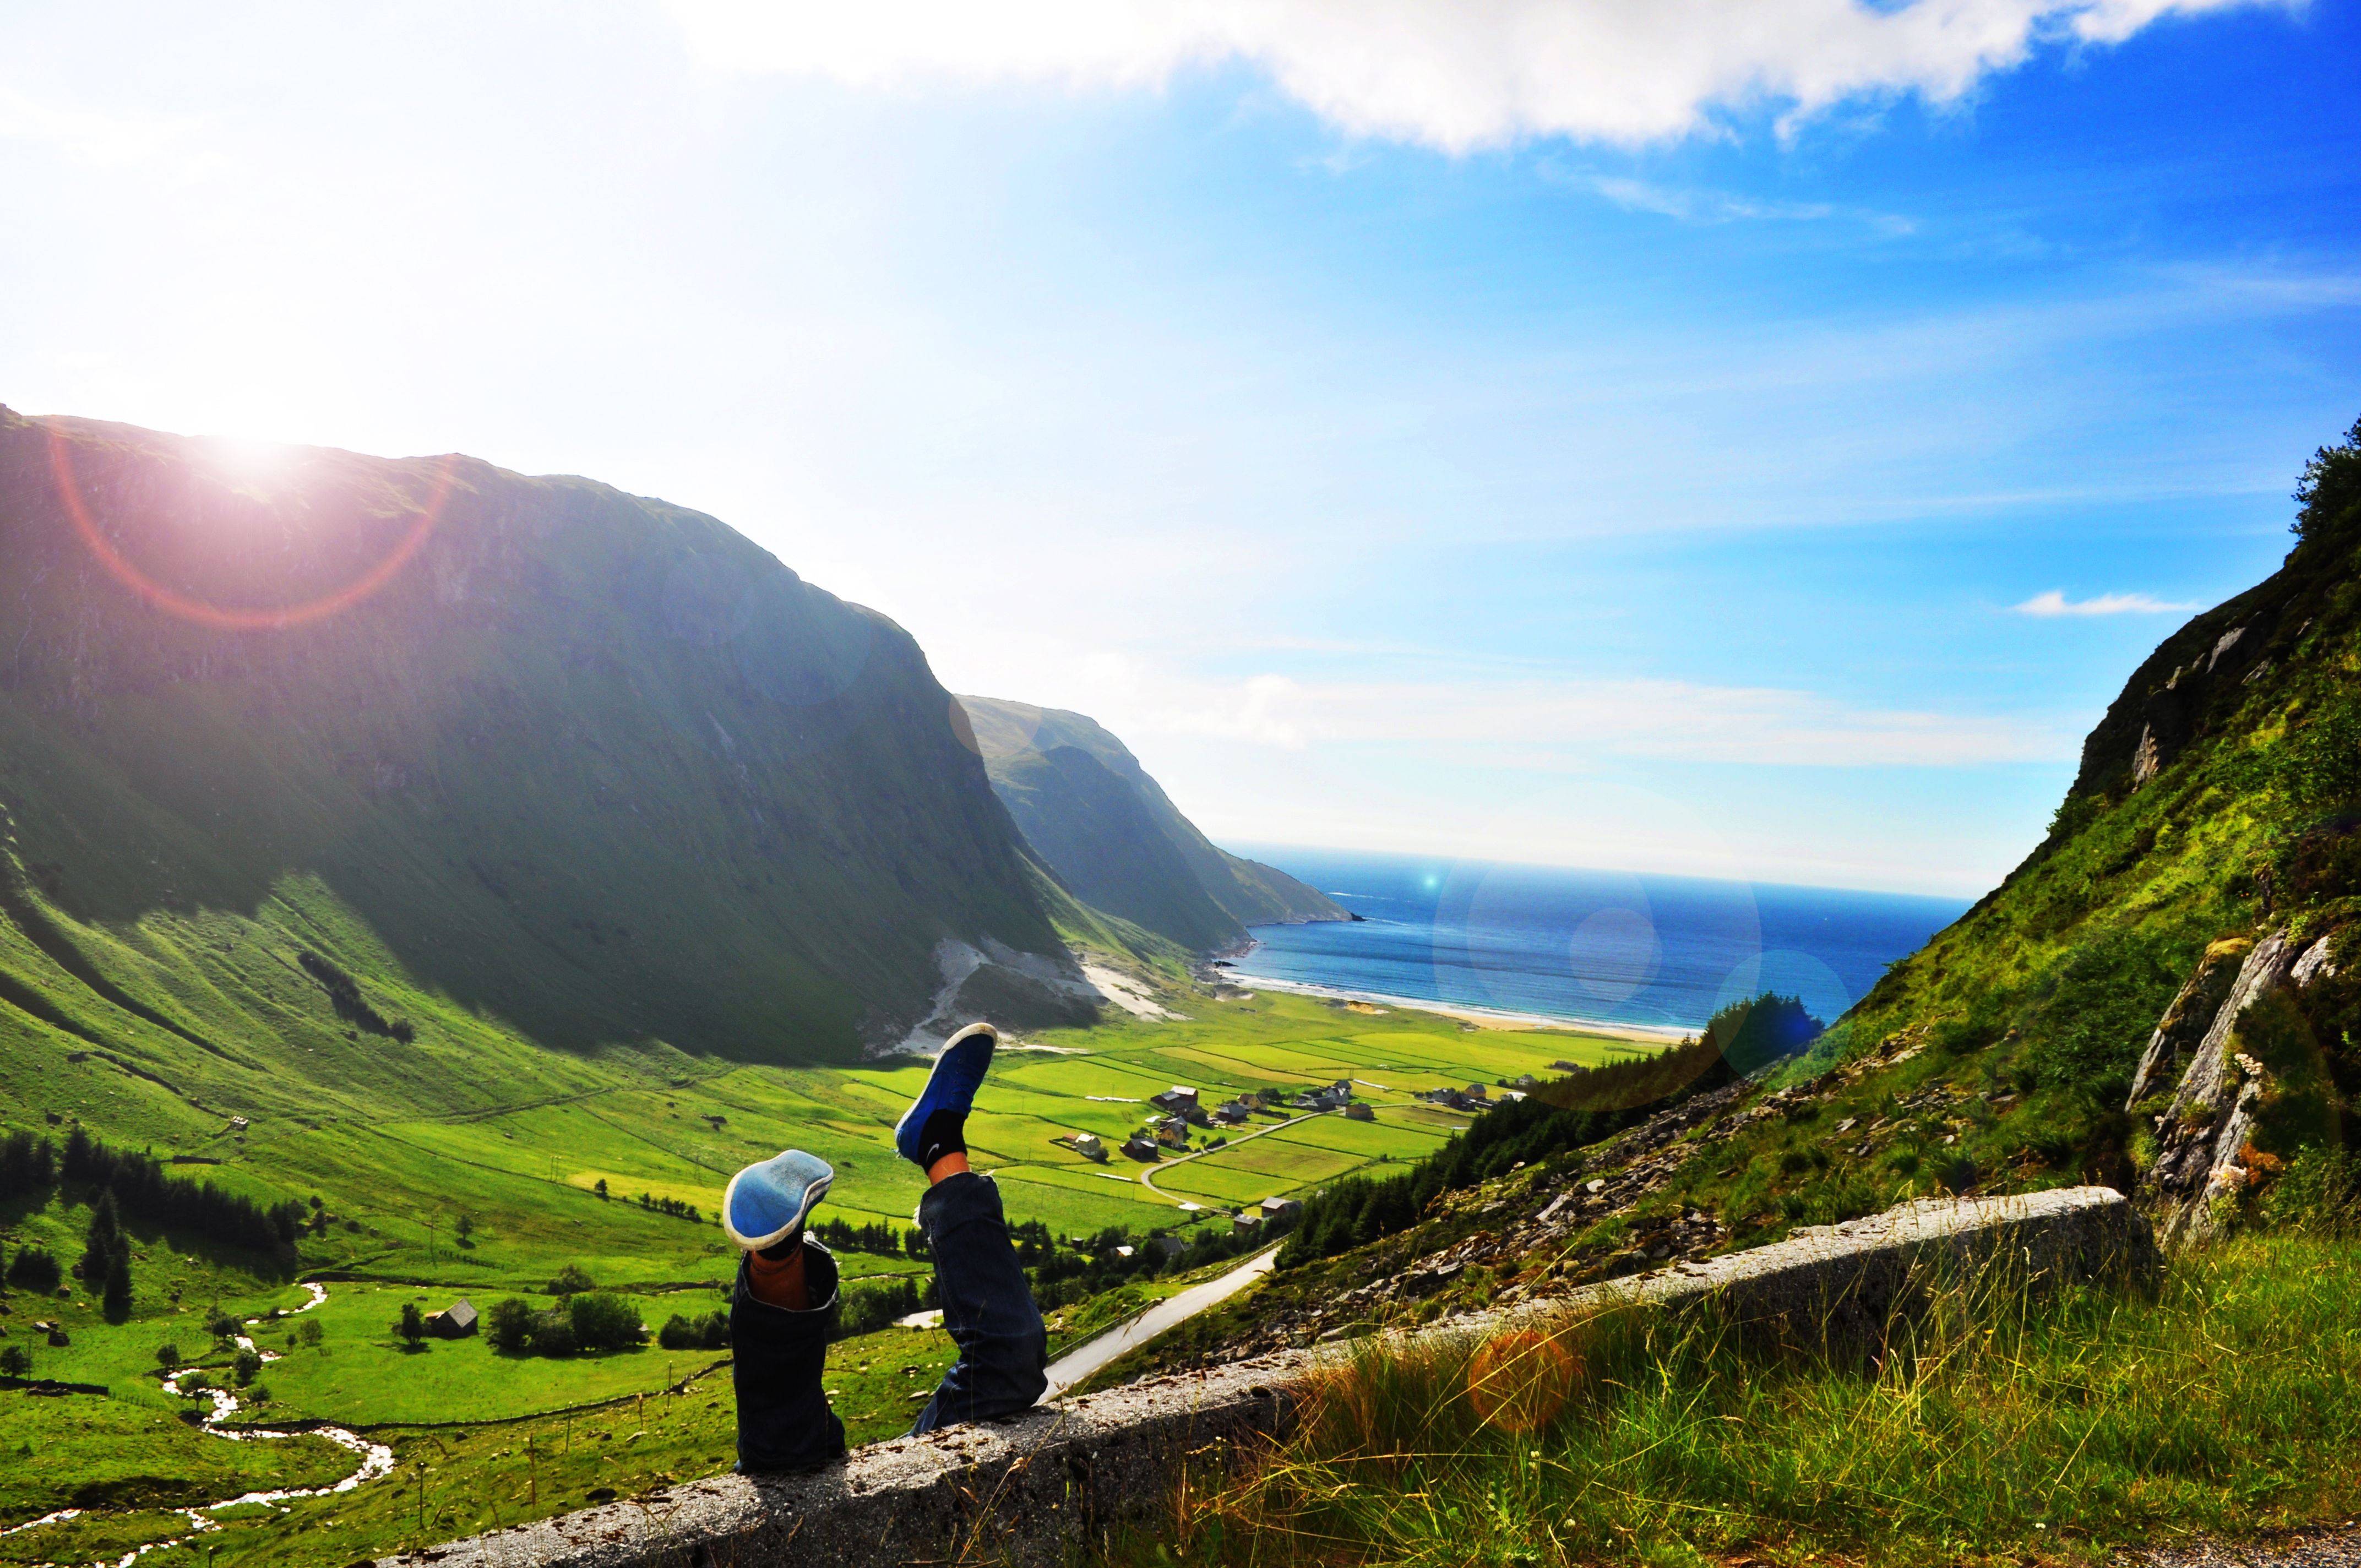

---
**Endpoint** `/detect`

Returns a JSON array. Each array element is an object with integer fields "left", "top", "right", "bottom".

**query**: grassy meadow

[{"left": 0, "top": 973, "right": 1641, "bottom": 1563}]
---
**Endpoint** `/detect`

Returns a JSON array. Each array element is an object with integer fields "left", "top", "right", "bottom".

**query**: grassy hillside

[
  {"left": 1082, "top": 418, "right": 2361, "bottom": 1390},
  {"left": 960, "top": 695, "right": 1347, "bottom": 949},
  {"left": 1793, "top": 416, "right": 2361, "bottom": 1193},
  {"left": 0, "top": 407, "right": 1080, "bottom": 1076}
]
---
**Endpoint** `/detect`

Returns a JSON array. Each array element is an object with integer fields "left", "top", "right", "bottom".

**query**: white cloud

[
  {"left": 2014, "top": 589, "right": 2202, "bottom": 617},
  {"left": 666, "top": 0, "right": 2281, "bottom": 149},
  {"left": 1100, "top": 671, "right": 2068, "bottom": 766}
]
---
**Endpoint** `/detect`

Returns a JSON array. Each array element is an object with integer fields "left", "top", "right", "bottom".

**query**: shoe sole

[
  {"left": 894, "top": 1021, "right": 998, "bottom": 1166},
  {"left": 721, "top": 1158, "right": 835, "bottom": 1251}
]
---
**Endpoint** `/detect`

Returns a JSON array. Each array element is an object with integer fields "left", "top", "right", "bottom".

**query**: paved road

[
  {"left": 1039, "top": 1245, "right": 1282, "bottom": 1400},
  {"left": 1135, "top": 1109, "right": 1329, "bottom": 1204}
]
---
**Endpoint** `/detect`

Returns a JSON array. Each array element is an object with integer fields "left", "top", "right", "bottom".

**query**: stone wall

[{"left": 387, "top": 1186, "right": 2151, "bottom": 1568}]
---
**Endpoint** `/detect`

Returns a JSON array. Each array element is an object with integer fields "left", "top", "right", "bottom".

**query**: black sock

[
  {"left": 757, "top": 1229, "right": 802, "bottom": 1261},
  {"left": 918, "top": 1108, "right": 967, "bottom": 1170}
]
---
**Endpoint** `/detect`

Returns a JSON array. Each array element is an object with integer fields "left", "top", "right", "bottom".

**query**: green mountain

[
  {"left": 956, "top": 695, "right": 1346, "bottom": 952},
  {"left": 0, "top": 406, "right": 1134, "bottom": 1156},
  {"left": 1124, "top": 419, "right": 2361, "bottom": 1375}
]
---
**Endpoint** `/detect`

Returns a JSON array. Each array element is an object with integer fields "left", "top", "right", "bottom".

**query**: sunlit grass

[{"left": 1133, "top": 1231, "right": 2361, "bottom": 1567}]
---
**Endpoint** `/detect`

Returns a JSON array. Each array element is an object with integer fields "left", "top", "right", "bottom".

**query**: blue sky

[{"left": 2, "top": 0, "right": 2355, "bottom": 895}]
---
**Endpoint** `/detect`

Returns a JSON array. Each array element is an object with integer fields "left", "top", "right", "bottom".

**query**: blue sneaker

[
  {"left": 894, "top": 1021, "right": 997, "bottom": 1169},
  {"left": 722, "top": 1149, "right": 834, "bottom": 1251}
]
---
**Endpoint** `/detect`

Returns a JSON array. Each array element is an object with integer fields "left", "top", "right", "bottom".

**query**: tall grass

[{"left": 1140, "top": 1231, "right": 2361, "bottom": 1567}]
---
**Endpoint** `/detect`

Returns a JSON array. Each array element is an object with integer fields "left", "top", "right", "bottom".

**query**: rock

[
  {"left": 2141, "top": 930, "right": 2300, "bottom": 1246},
  {"left": 2125, "top": 937, "right": 2254, "bottom": 1108},
  {"left": 2292, "top": 934, "right": 2339, "bottom": 989}
]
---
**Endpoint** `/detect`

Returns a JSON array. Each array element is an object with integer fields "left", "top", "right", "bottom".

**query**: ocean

[{"left": 1221, "top": 846, "right": 1969, "bottom": 1036}]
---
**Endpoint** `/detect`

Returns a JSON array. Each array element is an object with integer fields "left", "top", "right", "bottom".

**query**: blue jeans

[
  {"left": 728, "top": 1172, "right": 1047, "bottom": 1472},
  {"left": 908, "top": 1171, "right": 1049, "bottom": 1434}
]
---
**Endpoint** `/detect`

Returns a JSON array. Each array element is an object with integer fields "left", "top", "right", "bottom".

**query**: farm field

[
  {"left": 0, "top": 976, "right": 1650, "bottom": 1567},
  {"left": 192, "top": 987, "right": 1646, "bottom": 1296}
]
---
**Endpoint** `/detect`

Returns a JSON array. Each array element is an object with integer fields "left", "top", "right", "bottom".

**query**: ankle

[
  {"left": 746, "top": 1239, "right": 810, "bottom": 1311},
  {"left": 925, "top": 1151, "right": 971, "bottom": 1185}
]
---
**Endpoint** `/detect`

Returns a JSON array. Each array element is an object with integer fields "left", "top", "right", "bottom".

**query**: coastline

[{"left": 1220, "top": 967, "right": 1693, "bottom": 1045}]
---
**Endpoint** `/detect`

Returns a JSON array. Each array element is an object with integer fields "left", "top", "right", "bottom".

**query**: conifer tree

[{"left": 80, "top": 1189, "right": 121, "bottom": 1285}]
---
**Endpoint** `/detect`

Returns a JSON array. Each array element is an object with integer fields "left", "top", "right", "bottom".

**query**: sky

[{"left": 2, "top": 0, "right": 2356, "bottom": 897}]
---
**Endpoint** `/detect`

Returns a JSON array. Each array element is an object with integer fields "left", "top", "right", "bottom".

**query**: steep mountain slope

[
  {"left": 957, "top": 695, "right": 1345, "bottom": 951},
  {"left": 1105, "top": 419, "right": 2361, "bottom": 1376},
  {"left": 0, "top": 406, "right": 1103, "bottom": 1152}
]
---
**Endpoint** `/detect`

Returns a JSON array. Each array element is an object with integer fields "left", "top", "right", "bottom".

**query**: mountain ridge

[
  {"left": 957, "top": 694, "right": 1346, "bottom": 952},
  {"left": 0, "top": 406, "right": 1123, "bottom": 1141}
]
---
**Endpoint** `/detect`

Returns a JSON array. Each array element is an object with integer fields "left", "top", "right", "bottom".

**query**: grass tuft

[{"left": 1136, "top": 1233, "right": 2361, "bottom": 1567}]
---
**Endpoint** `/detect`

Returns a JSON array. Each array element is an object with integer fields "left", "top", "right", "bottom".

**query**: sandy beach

[{"left": 1223, "top": 970, "right": 1692, "bottom": 1045}]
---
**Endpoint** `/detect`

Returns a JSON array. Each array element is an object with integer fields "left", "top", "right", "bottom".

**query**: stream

[{"left": 0, "top": 1280, "right": 395, "bottom": 1568}]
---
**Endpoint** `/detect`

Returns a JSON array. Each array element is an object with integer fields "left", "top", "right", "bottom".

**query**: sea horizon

[{"left": 1222, "top": 844, "right": 1970, "bottom": 1037}]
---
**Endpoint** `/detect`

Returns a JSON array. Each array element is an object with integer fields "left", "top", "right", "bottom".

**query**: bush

[
  {"left": 545, "top": 1263, "right": 596, "bottom": 1296},
  {"left": 2292, "top": 412, "right": 2361, "bottom": 544},
  {"left": 392, "top": 1302, "right": 427, "bottom": 1348},
  {"left": 532, "top": 1313, "right": 579, "bottom": 1357},
  {"left": 6, "top": 1247, "right": 60, "bottom": 1294},
  {"left": 836, "top": 1278, "right": 922, "bottom": 1340},
  {"left": 568, "top": 1292, "right": 643, "bottom": 1352},
  {"left": 296, "top": 1317, "right": 323, "bottom": 1347},
  {"left": 232, "top": 1348, "right": 262, "bottom": 1386},
  {"left": 154, "top": 1342, "right": 182, "bottom": 1370},
  {"left": 486, "top": 1297, "right": 535, "bottom": 1354},
  {"left": 0, "top": 1344, "right": 28, "bottom": 1378},
  {"left": 657, "top": 1311, "right": 730, "bottom": 1351}
]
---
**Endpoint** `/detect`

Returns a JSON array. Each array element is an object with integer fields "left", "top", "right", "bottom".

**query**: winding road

[
  {"left": 1134, "top": 1108, "right": 1332, "bottom": 1205},
  {"left": 1038, "top": 1244, "right": 1282, "bottom": 1400}
]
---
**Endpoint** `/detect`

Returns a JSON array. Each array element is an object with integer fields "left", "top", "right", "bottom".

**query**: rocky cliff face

[
  {"left": 958, "top": 695, "right": 1345, "bottom": 953},
  {"left": 0, "top": 407, "right": 1082, "bottom": 1070}
]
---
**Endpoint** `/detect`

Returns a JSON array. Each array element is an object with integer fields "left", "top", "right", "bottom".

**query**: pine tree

[
  {"left": 102, "top": 1245, "right": 133, "bottom": 1323},
  {"left": 79, "top": 1189, "right": 121, "bottom": 1286}
]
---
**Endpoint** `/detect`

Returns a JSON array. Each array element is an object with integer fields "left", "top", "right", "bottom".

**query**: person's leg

[
  {"left": 728, "top": 1238, "right": 847, "bottom": 1470},
  {"left": 895, "top": 1023, "right": 1048, "bottom": 1433},
  {"left": 721, "top": 1150, "right": 846, "bottom": 1472}
]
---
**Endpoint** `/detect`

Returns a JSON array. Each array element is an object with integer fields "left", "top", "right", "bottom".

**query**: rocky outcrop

[
  {"left": 2125, "top": 937, "right": 2255, "bottom": 1106},
  {"left": 2137, "top": 928, "right": 2342, "bottom": 1245}
]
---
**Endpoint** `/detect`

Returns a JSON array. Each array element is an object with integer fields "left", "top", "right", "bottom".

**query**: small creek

[{"left": 0, "top": 1280, "right": 395, "bottom": 1568}]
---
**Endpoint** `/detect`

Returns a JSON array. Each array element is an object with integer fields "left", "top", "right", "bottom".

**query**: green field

[{"left": 0, "top": 973, "right": 1647, "bottom": 1565}]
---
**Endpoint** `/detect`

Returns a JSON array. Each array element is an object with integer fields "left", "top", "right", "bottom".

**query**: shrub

[
  {"left": 6, "top": 1247, "right": 60, "bottom": 1294},
  {"left": 545, "top": 1263, "right": 596, "bottom": 1296},
  {"left": 0, "top": 1345, "right": 28, "bottom": 1378},
  {"left": 232, "top": 1348, "right": 262, "bottom": 1386},
  {"left": 568, "top": 1292, "right": 643, "bottom": 1352},
  {"left": 2292, "top": 412, "right": 2361, "bottom": 544},
  {"left": 532, "top": 1312, "right": 579, "bottom": 1357},
  {"left": 835, "top": 1278, "right": 921, "bottom": 1341},
  {"left": 154, "top": 1342, "right": 182, "bottom": 1370},
  {"left": 485, "top": 1297, "right": 535, "bottom": 1354},
  {"left": 296, "top": 1317, "right": 323, "bottom": 1347},
  {"left": 392, "top": 1302, "right": 427, "bottom": 1348},
  {"left": 657, "top": 1311, "right": 730, "bottom": 1351}
]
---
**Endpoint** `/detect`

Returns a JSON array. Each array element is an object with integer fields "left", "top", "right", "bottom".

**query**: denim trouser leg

[
  {"left": 729, "top": 1238, "right": 847, "bottom": 1472},
  {"left": 911, "top": 1172, "right": 1048, "bottom": 1434}
]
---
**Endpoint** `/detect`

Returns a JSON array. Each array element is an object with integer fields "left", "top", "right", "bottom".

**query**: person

[{"left": 721, "top": 1021, "right": 1049, "bottom": 1472}]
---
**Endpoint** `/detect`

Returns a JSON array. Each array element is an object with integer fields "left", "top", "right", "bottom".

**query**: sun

[{"left": 198, "top": 434, "right": 296, "bottom": 481}]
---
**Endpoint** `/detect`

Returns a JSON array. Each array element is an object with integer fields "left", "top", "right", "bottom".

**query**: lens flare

[
  {"left": 1466, "top": 1327, "right": 1577, "bottom": 1434},
  {"left": 47, "top": 429, "right": 453, "bottom": 632}
]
